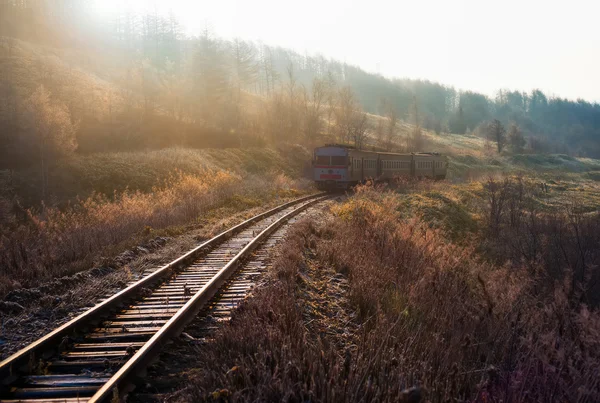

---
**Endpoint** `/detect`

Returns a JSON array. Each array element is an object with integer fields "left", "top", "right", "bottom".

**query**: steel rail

[
  {"left": 0, "top": 193, "right": 324, "bottom": 380},
  {"left": 88, "top": 194, "right": 328, "bottom": 402}
]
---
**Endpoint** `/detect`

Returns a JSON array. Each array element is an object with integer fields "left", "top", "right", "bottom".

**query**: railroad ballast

[{"left": 313, "top": 144, "right": 448, "bottom": 190}]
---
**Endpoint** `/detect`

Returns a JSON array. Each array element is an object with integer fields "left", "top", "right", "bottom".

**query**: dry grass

[
  {"left": 176, "top": 185, "right": 600, "bottom": 402},
  {"left": 0, "top": 170, "right": 311, "bottom": 298}
]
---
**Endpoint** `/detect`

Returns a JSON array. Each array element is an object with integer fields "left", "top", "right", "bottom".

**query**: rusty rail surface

[{"left": 0, "top": 193, "right": 327, "bottom": 403}]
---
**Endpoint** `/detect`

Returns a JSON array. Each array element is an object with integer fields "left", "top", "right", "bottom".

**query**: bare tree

[
  {"left": 374, "top": 118, "right": 386, "bottom": 148},
  {"left": 409, "top": 96, "right": 423, "bottom": 151},
  {"left": 349, "top": 110, "right": 369, "bottom": 148},
  {"left": 484, "top": 176, "right": 511, "bottom": 234},
  {"left": 381, "top": 98, "right": 398, "bottom": 151},
  {"left": 325, "top": 71, "right": 337, "bottom": 137},
  {"left": 192, "top": 31, "right": 230, "bottom": 127},
  {"left": 335, "top": 86, "right": 358, "bottom": 144},
  {"left": 302, "top": 78, "right": 326, "bottom": 144},
  {"left": 24, "top": 85, "right": 78, "bottom": 200},
  {"left": 259, "top": 45, "right": 278, "bottom": 95},
  {"left": 230, "top": 39, "right": 257, "bottom": 130},
  {"left": 284, "top": 64, "right": 302, "bottom": 140}
]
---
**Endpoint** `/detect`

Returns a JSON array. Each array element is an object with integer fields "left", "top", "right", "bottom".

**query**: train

[{"left": 313, "top": 144, "right": 448, "bottom": 190}]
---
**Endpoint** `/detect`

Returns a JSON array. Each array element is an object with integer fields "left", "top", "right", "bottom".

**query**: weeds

[
  {"left": 0, "top": 170, "right": 310, "bottom": 297},
  {"left": 179, "top": 185, "right": 600, "bottom": 402}
]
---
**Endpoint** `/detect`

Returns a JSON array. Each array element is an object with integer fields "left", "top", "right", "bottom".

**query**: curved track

[{"left": 0, "top": 193, "right": 328, "bottom": 403}]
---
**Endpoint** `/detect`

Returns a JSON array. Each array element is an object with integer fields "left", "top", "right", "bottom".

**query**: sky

[{"left": 91, "top": 0, "right": 600, "bottom": 103}]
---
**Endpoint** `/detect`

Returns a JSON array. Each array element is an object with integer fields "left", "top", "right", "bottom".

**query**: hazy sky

[{"left": 92, "top": 0, "right": 600, "bottom": 102}]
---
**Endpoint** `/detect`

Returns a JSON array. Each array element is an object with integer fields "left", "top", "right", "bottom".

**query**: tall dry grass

[
  {"left": 0, "top": 170, "right": 310, "bottom": 297},
  {"left": 180, "top": 185, "right": 600, "bottom": 402},
  {"left": 319, "top": 185, "right": 600, "bottom": 401}
]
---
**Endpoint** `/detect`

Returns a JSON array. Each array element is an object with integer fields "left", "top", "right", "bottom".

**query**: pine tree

[{"left": 487, "top": 119, "right": 506, "bottom": 153}]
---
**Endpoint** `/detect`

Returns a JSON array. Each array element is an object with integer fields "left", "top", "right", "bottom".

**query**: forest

[{"left": 1, "top": 0, "right": 600, "bottom": 174}]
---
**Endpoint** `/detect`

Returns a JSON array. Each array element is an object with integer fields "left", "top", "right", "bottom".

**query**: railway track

[{"left": 0, "top": 193, "right": 328, "bottom": 403}]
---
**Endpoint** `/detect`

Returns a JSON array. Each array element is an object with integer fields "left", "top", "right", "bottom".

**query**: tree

[
  {"left": 286, "top": 63, "right": 302, "bottom": 140},
  {"left": 192, "top": 30, "right": 230, "bottom": 127},
  {"left": 324, "top": 71, "right": 337, "bottom": 137},
  {"left": 508, "top": 123, "right": 526, "bottom": 153},
  {"left": 374, "top": 118, "right": 386, "bottom": 149},
  {"left": 409, "top": 96, "right": 424, "bottom": 151},
  {"left": 230, "top": 39, "right": 257, "bottom": 130},
  {"left": 487, "top": 119, "right": 506, "bottom": 153},
  {"left": 24, "top": 85, "right": 77, "bottom": 200},
  {"left": 449, "top": 105, "right": 467, "bottom": 134},
  {"left": 349, "top": 110, "right": 369, "bottom": 149},
  {"left": 380, "top": 98, "right": 398, "bottom": 151},
  {"left": 335, "top": 86, "right": 357, "bottom": 144},
  {"left": 301, "top": 78, "right": 326, "bottom": 144}
]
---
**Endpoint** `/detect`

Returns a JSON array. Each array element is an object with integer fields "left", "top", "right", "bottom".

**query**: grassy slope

[{"left": 6, "top": 145, "right": 312, "bottom": 207}]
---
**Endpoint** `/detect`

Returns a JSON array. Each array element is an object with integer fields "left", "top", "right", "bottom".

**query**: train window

[
  {"left": 316, "top": 156, "right": 329, "bottom": 165},
  {"left": 331, "top": 156, "right": 347, "bottom": 166}
]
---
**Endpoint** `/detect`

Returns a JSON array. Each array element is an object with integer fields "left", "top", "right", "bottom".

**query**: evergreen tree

[{"left": 487, "top": 119, "right": 506, "bottom": 153}]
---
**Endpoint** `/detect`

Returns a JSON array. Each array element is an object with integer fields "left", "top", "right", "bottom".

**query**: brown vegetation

[
  {"left": 0, "top": 171, "right": 309, "bottom": 298},
  {"left": 175, "top": 184, "right": 599, "bottom": 402}
]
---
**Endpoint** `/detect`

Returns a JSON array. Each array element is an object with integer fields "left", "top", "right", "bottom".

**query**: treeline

[{"left": 1, "top": 0, "right": 600, "bottom": 161}]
